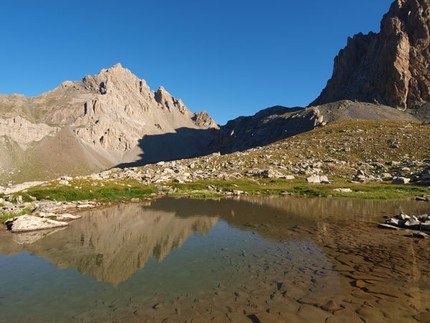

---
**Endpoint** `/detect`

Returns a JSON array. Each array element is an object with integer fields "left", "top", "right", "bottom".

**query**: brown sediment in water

[
  {"left": 69, "top": 198, "right": 430, "bottom": 322},
  {"left": 84, "top": 223, "right": 429, "bottom": 323}
]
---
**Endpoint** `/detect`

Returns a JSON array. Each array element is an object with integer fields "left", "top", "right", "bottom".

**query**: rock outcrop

[{"left": 312, "top": 0, "right": 430, "bottom": 111}]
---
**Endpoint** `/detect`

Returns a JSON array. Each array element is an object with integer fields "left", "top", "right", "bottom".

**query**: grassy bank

[
  {"left": 2, "top": 119, "right": 429, "bottom": 206},
  {"left": 169, "top": 178, "right": 429, "bottom": 199},
  {"left": 20, "top": 179, "right": 156, "bottom": 202},
  {"left": 10, "top": 177, "right": 426, "bottom": 203}
]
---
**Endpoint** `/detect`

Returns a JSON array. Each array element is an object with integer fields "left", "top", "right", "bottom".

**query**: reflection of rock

[
  {"left": 147, "top": 196, "right": 430, "bottom": 241},
  {"left": 24, "top": 203, "right": 219, "bottom": 286},
  {"left": 12, "top": 227, "right": 67, "bottom": 245}
]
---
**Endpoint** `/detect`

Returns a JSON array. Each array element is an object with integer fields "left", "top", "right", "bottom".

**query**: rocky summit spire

[{"left": 311, "top": 0, "right": 430, "bottom": 110}]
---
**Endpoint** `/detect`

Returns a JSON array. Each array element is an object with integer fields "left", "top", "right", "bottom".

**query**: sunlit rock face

[
  {"left": 312, "top": 0, "right": 430, "bottom": 111},
  {"left": 0, "top": 63, "right": 218, "bottom": 184}
]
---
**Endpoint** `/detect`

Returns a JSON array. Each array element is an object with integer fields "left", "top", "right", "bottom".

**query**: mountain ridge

[
  {"left": 0, "top": 62, "right": 424, "bottom": 185},
  {"left": 1, "top": 0, "right": 430, "bottom": 185}
]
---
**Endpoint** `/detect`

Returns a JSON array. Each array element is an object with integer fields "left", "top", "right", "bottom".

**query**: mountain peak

[
  {"left": 80, "top": 63, "right": 149, "bottom": 96},
  {"left": 111, "top": 62, "right": 123, "bottom": 69}
]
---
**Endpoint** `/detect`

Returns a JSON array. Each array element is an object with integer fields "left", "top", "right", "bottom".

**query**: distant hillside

[{"left": 208, "top": 101, "right": 418, "bottom": 154}]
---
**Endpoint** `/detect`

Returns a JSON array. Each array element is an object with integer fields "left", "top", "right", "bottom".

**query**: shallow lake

[{"left": 0, "top": 196, "right": 429, "bottom": 323}]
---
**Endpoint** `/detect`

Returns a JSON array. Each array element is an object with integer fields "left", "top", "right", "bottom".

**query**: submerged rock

[{"left": 413, "top": 232, "right": 428, "bottom": 239}]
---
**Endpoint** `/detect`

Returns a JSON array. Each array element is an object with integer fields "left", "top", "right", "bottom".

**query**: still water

[{"left": 0, "top": 196, "right": 429, "bottom": 323}]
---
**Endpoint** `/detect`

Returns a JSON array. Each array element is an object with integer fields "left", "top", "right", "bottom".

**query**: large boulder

[
  {"left": 5, "top": 215, "right": 69, "bottom": 233},
  {"left": 307, "top": 175, "right": 330, "bottom": 184}
]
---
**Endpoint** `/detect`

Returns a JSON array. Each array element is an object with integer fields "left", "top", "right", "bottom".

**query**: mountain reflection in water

[
  {"left": 0, "top": 196, "right": 429, "bottom": 323},
  {"left": 1, "top": 196, "right": 429, "bottom": 287},
  {"left": 3, "top": 202, "right": 219, "bottom": 286}
]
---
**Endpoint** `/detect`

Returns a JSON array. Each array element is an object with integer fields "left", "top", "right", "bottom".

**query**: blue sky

[{"left": 1, "top": 0, "right": 394, "bottom": 125}]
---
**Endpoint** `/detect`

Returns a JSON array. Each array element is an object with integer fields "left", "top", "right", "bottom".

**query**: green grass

[
  {"left": 0, "top": 207, "right": 32, "bottom": 223},
  {"left": 26, "top": 179, "right": 156, "bottom": 202},
  {"left": 2, "top": 175, "right": 427, "bottom": 207},
  {"left": 289, "top": 182, "right": 427, "bottom": 199},
  {"left": 168, "top": 177, "right": 428, "bottom": 200}
]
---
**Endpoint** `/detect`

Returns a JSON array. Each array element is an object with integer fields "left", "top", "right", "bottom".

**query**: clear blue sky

[{"left": 1, "top": 0, "right": 393, "bottom": 125}]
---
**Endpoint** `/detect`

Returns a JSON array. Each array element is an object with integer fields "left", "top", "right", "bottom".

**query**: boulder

[
  {"left": 55, "top": 213, "right": 82, "bottom": 221},
  {"left": 403, "top": 217, "right": 421, "bottom": 230},
  {"left": 385, "top": 218, "right": 400, "bottom": 226},
  {"left": 6, "top": 215, "right": 69, "bottom": 233},
  {"left": 380, "top": 173, "right": 393, "bottom": 180},
  {"left": 378, "top": 223, "right": 399, "bottom": 230},
  {"left": 392, "top": 177, "right": 411, "bottom": 184},
  {"left": 420, "top": 222, "right": 430, "bottom": 231},
  {"left": 307, "top": 175, "right": 330, "bottom": 184},
  {"left": 333, "top": 188, "right": 352, "bottom": 193}
]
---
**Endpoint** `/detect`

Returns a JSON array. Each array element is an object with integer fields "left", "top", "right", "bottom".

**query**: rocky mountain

[
  {"left": 0, "top": 64, "right": 218, "bottom": 184},
  {"left": 312, "top": 0, "right": 430, "bottom": 111},
  {"left": 2, "top": 1, "right": 430, "bottom": 185},
  {"left": 0, "top": 65, "right": 421, "bottom": 185}
]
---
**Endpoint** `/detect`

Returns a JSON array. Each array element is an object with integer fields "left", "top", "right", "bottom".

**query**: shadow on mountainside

[
  {"left": 211, "top": 106, "right": 319, "bottom": 154},
  {"left": 115, "top": 127, "right": 219, "bottom": 168},
  {"left": 114, "top": 106, "right": 322, "bottom": 169}
]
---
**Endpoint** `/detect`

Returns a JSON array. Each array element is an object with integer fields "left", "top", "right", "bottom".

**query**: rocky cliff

[
  {"left": 0, "top": 64, "right": 218, "bottom": 183},
  {"left": 312, "top": 0, "right": 430, "bottom": 110}
]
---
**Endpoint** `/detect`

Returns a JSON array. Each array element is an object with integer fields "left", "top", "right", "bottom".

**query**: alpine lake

[{"left": 0, "top": 196, "right": 429, "bottom": 323}]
